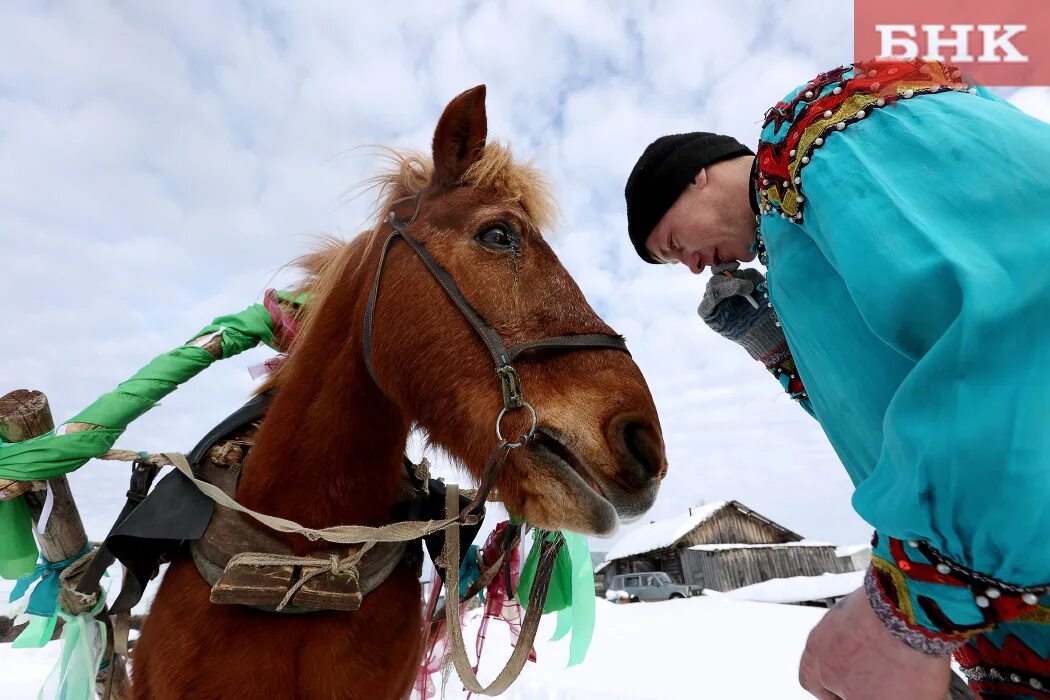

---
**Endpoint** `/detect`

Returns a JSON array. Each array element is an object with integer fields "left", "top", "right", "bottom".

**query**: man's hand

[
  {"left": 698, "top": 261, "right": 783, "bottom": 362},
  {"left": 800, "top": 589, "right": 952, "bottom": 699}
]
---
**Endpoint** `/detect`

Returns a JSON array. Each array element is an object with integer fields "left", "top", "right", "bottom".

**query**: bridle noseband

[{"left": 362, "top": 194, "right": 630, "bottom": 452}]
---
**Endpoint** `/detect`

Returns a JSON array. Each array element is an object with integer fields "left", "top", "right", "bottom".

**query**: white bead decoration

[
  {"left": 903, "top": 89, "right": 914, "bottom": 98},
  {"left": 782, "top": 180, "right": 790, "bottom": 188},
  {"left": 814, "top": 137, "right": 824, "bottom": 146},
  {"left": 936, "top": 563, "right": 951, "bottom": 575},
  {"left": 1022, "top": 592, "right": 1039, "bottom": 605},
  {"left": 805, "top": 91, "right": 813, "bottom": 99},
  {"left": 823, "top": 110, "right": 833, "bottom": 118},
  {"left": 871, "top": 81, "right": 881, "bottom": 90},
  {"left": 1011, "top": 673, "right": 1022, "bottom": 683},
  {"left": 793, "top": 176, "right": 801, "bottom": 184},
  {"left": 835, "top": 122, "right": 846, "bottom": 130},
  {"left": 907, "top": 540, "right": 919, "bottom": 547},
  {"left": 789, "top": 149, "right": 796, "bottom": 156},
  {"left": 832, "top": 86, "right": 842, "bottom": 94},
  {"left": 930, "top": 85, "right": 940, "bottom": 93},
  {"left": 801, "top": 156, "right": 810, "bottom": 164},
  {"left": 986, "top": 588, "right": 1001, "bottom": 599},
  {"left": 877, "top": 98, "right": 886, "bottom": 106},
  {"left": 968, "top": 88, "right": 978, "bottom": 94},
  {"left": 856, "top": 110, "right": 866, "bottom": 119},
  {"left": 975, "top": 595, "right": 990, "bottom": 608}
]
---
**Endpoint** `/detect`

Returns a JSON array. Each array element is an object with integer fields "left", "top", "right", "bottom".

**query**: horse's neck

[{"left": 236, "top": 269, "right": 409, "bottom": 546}]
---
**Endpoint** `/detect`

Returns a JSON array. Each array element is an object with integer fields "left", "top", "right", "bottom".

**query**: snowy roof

[
  {"left": 690, "top": 540, "right": 834, "bottom": 552},
  {"left": 835, "top": 544, "right": 871, "bottom": 558},
  {"left": 724, "top": 571, "right": 865, "bottom": 604},
  {"left": 604, "top": 501, "right": 729, "bottom": 562}
]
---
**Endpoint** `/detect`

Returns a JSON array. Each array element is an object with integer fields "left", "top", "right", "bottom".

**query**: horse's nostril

[{"left": 622, "top": 421, "right": 663, "bottom": 479}]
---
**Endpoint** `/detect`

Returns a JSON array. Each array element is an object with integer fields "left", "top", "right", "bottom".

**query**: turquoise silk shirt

[{"left": 752, "top": 59, "right": 1050, "bottom": 666}]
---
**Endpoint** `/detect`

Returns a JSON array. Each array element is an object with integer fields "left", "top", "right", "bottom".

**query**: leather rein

[
  {"left": 361, "top": 195, "right": 631, "bottom": 694},
  {"left": 363, "top": 194, "right": 630, "bottom": 449}
]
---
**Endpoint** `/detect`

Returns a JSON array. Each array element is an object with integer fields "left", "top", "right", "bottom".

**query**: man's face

[{"left": 644, "top": 164, "right": 756, "bottom": 274}]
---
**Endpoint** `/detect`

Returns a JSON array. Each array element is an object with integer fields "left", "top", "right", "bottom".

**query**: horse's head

[{"left": 366, "top": 86, "right": 666, "bottom": 536}]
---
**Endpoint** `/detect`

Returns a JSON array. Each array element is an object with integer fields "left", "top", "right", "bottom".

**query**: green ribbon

[
  {"left": 549, "top": 531, "right": 595, "bottom": 666},
  {"left": 0, "top": 302, "right": 280, "bottom": 576},
  {"left": 0, "top": 495, "right": 39, "bottom": 579},
  {"left": 9, "top": 543, "right": 93, "bottom": 648},
  {"left": 39, "top": 595, "right": 108, "bottom": 700},
  {"left": 516, "top": 530, "right": 595, "bottom": 666}
]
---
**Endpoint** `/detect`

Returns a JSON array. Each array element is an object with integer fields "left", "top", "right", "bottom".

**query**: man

[{"left": 624, "top": 58, "right": 1050, "bottom": 700}]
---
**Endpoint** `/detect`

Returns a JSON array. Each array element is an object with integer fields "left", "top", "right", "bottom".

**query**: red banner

[{"left": 855, "top": 0, "right": 1050, "bottom": 86}]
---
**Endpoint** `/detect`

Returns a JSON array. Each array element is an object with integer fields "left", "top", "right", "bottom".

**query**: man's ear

[
  {"left": 692, "top": 168, "right": 708, "bottom": 188},
  {"left": 430, "top": 85, "right": 487, "bottom": 189}
]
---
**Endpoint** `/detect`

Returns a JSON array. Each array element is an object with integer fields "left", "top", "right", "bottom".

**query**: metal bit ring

[{"left": 496, "top": 401, "right": 537, "bottom": 448}]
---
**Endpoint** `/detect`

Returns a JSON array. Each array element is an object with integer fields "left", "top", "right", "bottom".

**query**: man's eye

[{"left": 477, "top": 226, "right": 514, "bottom": 250}]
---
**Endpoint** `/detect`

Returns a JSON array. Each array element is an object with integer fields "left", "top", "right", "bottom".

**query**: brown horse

[{"left": 131, "top": 86, "right": 666, "bottom": 699}]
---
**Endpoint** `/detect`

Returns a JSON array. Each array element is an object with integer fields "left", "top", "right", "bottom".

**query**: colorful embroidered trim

[
  {"left": 866, "top": 534, "right": 1050, "bottom": 655},
  {"left": 757, "top": 340, "right": 808, "bottom": 402},
  {"left": 754, "top": 58, "right": 969, "bottom": 222},
  {"left": 956, "top": 634, "right": 1050, "bottom": 699},
  {"left": 865, "top": 566, "right": 967, "bottom": 655}
]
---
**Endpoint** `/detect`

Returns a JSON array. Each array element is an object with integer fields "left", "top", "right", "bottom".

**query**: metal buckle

[
  {"left": 496, "top": 401, "right": 537, "bottom": 448},
  {"left": 496, "top": 364, "right": 524, "bottom": 409}
]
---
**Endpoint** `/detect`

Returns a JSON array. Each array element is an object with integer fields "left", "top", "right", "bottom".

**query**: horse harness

[
  {"left": 364, "top": 195, "right": 632, "bottom": 446},
  {"left": 77, "top": 192, "right": 632, "bottom": 694}
]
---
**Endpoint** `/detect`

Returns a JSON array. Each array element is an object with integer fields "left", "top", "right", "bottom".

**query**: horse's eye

[{"left": 477, "top": 226, "right": 515, "bottom": 251}]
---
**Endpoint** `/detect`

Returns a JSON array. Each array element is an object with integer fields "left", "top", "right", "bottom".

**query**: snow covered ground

[
  {"left": 2, "top": 595, "right": 825, "bottom": 699},
  {"left": 724, "top": 571, "right": 865, "bottom": 605}
]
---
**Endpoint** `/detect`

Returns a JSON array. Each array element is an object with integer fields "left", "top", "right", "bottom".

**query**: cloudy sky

[{"left": 4, "top": 1, "right": 1049, "bottom": 558}]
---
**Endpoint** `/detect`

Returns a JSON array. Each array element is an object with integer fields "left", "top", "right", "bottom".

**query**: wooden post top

[{"left": 0, "top": 389, "right": 56, "bottom": 443}]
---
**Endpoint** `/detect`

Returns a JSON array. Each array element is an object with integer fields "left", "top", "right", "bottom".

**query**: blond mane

[{"left": 260, "top": 143, "right": 555, "bottom": 390}]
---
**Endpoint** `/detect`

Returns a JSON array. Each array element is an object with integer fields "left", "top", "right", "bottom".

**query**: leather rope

[
  {"left": 91, "top": 192, "right": 629, "bottom": 696},
  {"left": 440, "top": 483, "right": 563, "bottom": 695}
]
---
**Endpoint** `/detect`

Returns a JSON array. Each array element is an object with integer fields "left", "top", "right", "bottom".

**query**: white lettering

[
  {"left": 978, "top": 24, "right": 1028, "bottom": 63},
  {"left": 922, "top": 24, "right": 975, "bottom": 62},
  {"left": 876, "top": 24, "right": 919, "bottom": 57}
]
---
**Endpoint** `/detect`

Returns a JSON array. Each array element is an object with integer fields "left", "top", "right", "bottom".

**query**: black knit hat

[{"left": 625, "top": 132, "right": 754, "bottom": 263}]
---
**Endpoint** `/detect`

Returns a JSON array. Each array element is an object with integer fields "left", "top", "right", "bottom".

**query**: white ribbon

[{"left": 36, "top": 482, "right": 54, "bottom": 535}]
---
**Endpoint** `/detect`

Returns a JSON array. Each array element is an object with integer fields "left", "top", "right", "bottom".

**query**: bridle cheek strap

[{"left": 362, "top": 204, "right": 630, "bottom": 443}]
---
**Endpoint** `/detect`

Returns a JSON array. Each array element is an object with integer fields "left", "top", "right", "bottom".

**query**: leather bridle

[{"left": 363, "top": 194, "right": 631, "bottom": 451}]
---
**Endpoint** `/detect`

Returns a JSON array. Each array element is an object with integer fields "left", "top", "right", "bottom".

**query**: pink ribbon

[{"left": 410, "top": 521, "right": 534, "bottom": 699}]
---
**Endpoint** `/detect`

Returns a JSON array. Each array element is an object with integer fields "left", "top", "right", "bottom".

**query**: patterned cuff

[
  {"left": 757, "top": 342, "right": 809, "bottom": 403},
  {"left": 865, "top": 533, "right": 1050, "bottom": 656}
]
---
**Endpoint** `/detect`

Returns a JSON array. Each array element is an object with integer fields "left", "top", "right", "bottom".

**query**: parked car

[{"left": 610, "top": 572, "right": 695, "bottom": 602}]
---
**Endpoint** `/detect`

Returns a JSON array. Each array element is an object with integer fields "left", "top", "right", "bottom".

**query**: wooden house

[{"left": 600, "top": 500, "right": 846, "bottom": 593}]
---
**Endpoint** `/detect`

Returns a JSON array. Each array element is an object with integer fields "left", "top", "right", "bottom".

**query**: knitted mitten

[{"left": 697, "top": 261, "right": 783, "bottom": 362}]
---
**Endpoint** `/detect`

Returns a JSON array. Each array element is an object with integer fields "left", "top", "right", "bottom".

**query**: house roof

[
  {"left": 690, "top": 540, "right": 833, "bottom": 552},
  {"left": 604, "top": 501, "right": 729, "bottom": 562},
  {"left": 835, "top": 544, "right": 871, "bottom": 558}
]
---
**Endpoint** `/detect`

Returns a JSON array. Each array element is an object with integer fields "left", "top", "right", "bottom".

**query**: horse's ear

[{"left": 431, "top": 85, "right": 487, "bottom": 189}]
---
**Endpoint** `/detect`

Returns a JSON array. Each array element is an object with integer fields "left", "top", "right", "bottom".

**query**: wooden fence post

[{"left": 0, "top": 389, "right": 130, "bottom": 699}]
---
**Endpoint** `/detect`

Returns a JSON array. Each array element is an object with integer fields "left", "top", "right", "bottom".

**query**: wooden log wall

[{"left": 684, "top": 545, "right": 842, "bottom": 592}]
